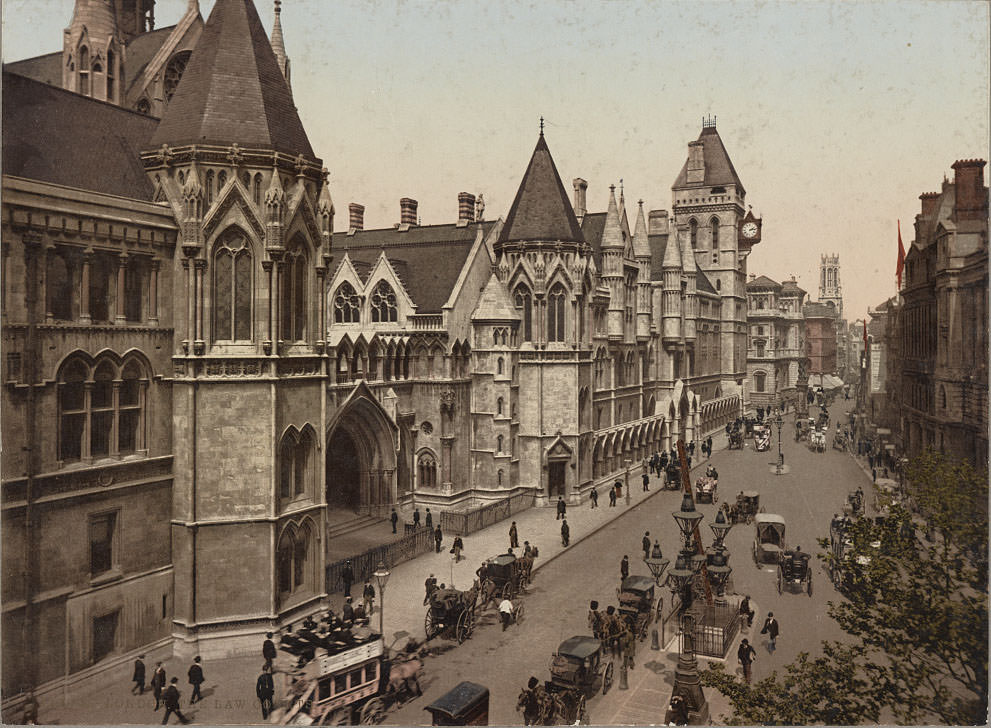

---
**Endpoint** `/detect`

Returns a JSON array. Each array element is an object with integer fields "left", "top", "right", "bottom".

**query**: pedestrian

[
  {"left": 425, "top": 508, "right": 433, "bottom": 529},
  {"left": 651, "top": 540, "right": 662, "bottom": 559},
  {"left": 669, "top": 695, "right": 689, "bottom": 725},
  {"left": 342, "top": 596, "right": 355, "bottom": 623},
  {"left": 868, "top": 454, "right": 874, "bottom": 470},
  {"left": 687, "top": 454, "right": 692, "bottom": 469},
  {"left": 509, "top": 521, "right": 519, "bottom": 548},
  {"left": 161, "top": 677, "right": 190, "bottom": 725},
  {"left": 341, "top": 559, "right": 354, "bottom": 598},
  {"left": 132, "top": 654, "right": 146, "bottom": 695},
  {"left": 660, "top": 451, "right": 668, "bottom": 470},
  {"left": 760, "top": 612, "right": 779, "bottom": 652},
  {"left": 706, "top": 436, "right": 713, "bottom": 456},
  {"left": 738, "top": 595, "right": 754, "bottom": 627},
  {"left": 556, "top": 497, "right": 566, "bottom": 520},
  {"left": 590, "top": 487, "right": 598, "bottom": 508},
  {"left": 256, "top": 666, "right": 275, "bottom": 721},
  {"left": 413, "top": 507, "right": 421, "bottom": 528},
  {"left": 622, "top": 626, "right": 636, "bottom": 671},
  {"left": 363, "top": 580, "right": 375, "bottom": 616},
  {"left": 620, "top": 554, "right": 629, "bottom": 580},
  {"left": 523, "top": 540, "right": 532, "bottom": 557},
  {"left": 560, "top": 519, "right": 570, "bottom": 547},
  {"left": 434, "top": 524, "right": 443, "bottom": 553},
  {"left": 872, "top": 467, "right": 877, "bottom": 483},
  {"left": 452, "top": 535, "right": 464, "bottom": 561},
  {"left": 423, "top": 574, "right": 438, "bottom": 605},
  {"left": 688, "top": 440, "right": 695, "bottom": 457},
  {"left": 390, "top": 507, "right": 398, "bottom": 534},
  {"left": 499, "top": 597, "right": 514, "bottom": 631},
  {"left": 187, "top": 656, "right": 204, "bottom": 704},
  {"left": 262, "top": 632, "right": 277, "bottom": 671},
  {"left": 151, "top": 662, "right": 167, "bottom": 710},
  {"left": 738, "top": 639, "right": 757, "bottom": 684},
  {"left": 608, "top": 484, "right": 617, "bottom": 507},
  {"left": 642, "top": 532, "right": 651, "bottom": 560},
  {"left": 642, "top": 471, "right": 650, "bottom": 492}
]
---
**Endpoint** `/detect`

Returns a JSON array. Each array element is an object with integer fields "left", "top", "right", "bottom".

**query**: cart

[
  {"left": 616, "top": 575, "right": 656, "bottom": 641},
  {"left": 728, "top": 430, "right": 745, "bottom": 450},
  {"left": 695, "top": 475, "right": 718, "bottom": 503},
  {"left": 425, "top": 586, "right": 477, "bottom": 644},
  {"left": 425, "top": 681, "right": 489, "bottom": 725},
  {"left": 832, "top": 432, "right": 847, "bottom": 450},
  {"left": 843, "top": 487, "right": 864, "bottom": 518},
  {"left": 827, "top": 515, "right": 853, "bottom": 587},
  {"left": 753, "top": 424, "right": 771, "bottom": 452},
  {"left": 725, "top": 490, "right": 760, "bottom": 525},
  {"left": 479, "top": 553, "right": 527, "bottom": 600},
  {"left": 664, "top": 463, "right": 682, "bottom": 489},
  {"left": 809, "top": 430, "right": 826, "bottom": 452},
  {"left": 543, "top": 636, "right": 614, "bottom": 723},
  {"left": 753, "top": 513, "right": 786, "bottom": 566},
  {"left": 777, "top": 549, "right": 813, "bottom": 597}
]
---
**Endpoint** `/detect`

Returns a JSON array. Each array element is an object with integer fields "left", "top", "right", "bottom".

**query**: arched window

[
  {"left": 253, "top": 173, "right": 263, "bottom": 206},
  {"left": 205, "top": 170, "right": 214, "bottom": 207},
  {"left": 418, "top": 452, "right": 437, "bottom": 489},
  {"left": 493, "top": 329, "right": 499, "bottom": 346},
  {"left": 277, "top": 525, "right": 311, "bottom": 598},
  {"left": 497, "top": 357, "right": 504, "bottom": 375},
  {"left": 281, "top": 238, "right": 308, "bottom": 342},
  {"left": 370, "top": 281, "right": 398, "bottom": 322},
  {"left": 78, "top": 46, "right": 90, "bottom": 96},
  {"left": 710, "top": 217, "right": 719, "bottom": 249},
  {"left": 547, "top": 283, "right": 567, "bottom": 342},
  {"left": 217, "top": 170, "right": 227, "bottom": 190},
  {"left": 498, "top": 470, "right": 504, "bottom": 486},
  {"left": 279, "top": 429, "right": 313, "bottom": 501},
  {"left": 497, "top": 435, "right": 504, "bottom": 453},
  {"left": 213, "top": 229, "right": 253, "bottom": 341},
  {"left": 333, "top": 282, "right": 360, "bottom": 323},
  {"left": 59, "top": 359, "right": 88, "bottom": 461},
  {"left": 163, "top": 51, "right": 190, "bottom": 102},
  {"left": 689, "top": 218, "right": 698, "bottom": 249},
  {"left": 106, "top": 49, "right": 115, "bottom": 99},
  {"left": 514, "top": 285, "right": 533, "bottom": 341},
  {"left": 940, "top": 385, "right": 947, "bottom": 409},
  {"left": 754, "top": 371, "right": 766, "bottom": 393},
  {"left": 119, "top": 360, "right": 143, "bottom": 454},
  {"left": 497, "top": 397, "right": 504, "bottom": 415}
]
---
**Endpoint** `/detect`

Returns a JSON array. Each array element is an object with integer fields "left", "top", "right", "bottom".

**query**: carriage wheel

[
  {"left": 807, "top": 573, "right": 813, "bottom": 597},
  {"left": 424, "top": 611, "right": 436, "bottom": 640},
  {"left": 776, "top": 569, "right": 783, "bottom": 595},
  {"left": 515, "top": 603, "right": 526, "bottom": 625},
  {"left": 578, "top": 695, "right": 590, "bottom": 725},
  {"left": 517, "top": 573, "right": 528, "bottom": 594},
  {"left": 456, "top": 609, "right": 474, "bottom": 644},
  {"left": 602, "top": 661, "right": 615, "bottom": 695},
  {"left": 359, "top": 697, "right": 387, "bottom": 725},
  {"left": 502, "top": 582, "right": 515, "bottom": 600}
]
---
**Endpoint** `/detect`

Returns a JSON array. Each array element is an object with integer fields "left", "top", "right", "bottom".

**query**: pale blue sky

[{"left": 3, "top": 0, "right": 988, "bottom": 320}]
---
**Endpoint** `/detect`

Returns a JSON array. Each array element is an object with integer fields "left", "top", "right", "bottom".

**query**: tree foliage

[{"left": 703, "top": 449, "right": 988, "bottom": 725}]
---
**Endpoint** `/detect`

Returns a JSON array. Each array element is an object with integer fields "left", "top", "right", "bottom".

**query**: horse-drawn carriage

[
  {"left": 616, "top": 576, "right": 658, "bottom": 641},
  {"left": 827, "top": 515, "right": 853, "bottom": 587},
  {"left": 728, "top": 428, "right": 745, "bottom": 449},
  {"left": 664, "top": 463, "right": 682, "bottom": 490},
  {"left": 753, "top": 424, "right": 771, "bottom": 452},
  {"left": 478, "top": 553, "right": 528, "bottom": 603},
  {"left": 425, "top": 681, "right": 489, "bottom": 726},
  {"left": 519, "top": 636, "right": 613, "bottom": 725},
  {"left": 795, "top": 419, "right": 807, "bottom": 442},
  {"left": 842, "top": 487, "right": 864, "bottom": 518},
  {"left": 753, "top": 513, "right": 786, "bottom": 566},
  {"left": 276, "top": 629, "right": 424, "bottom": 725},
  {"left": 425, "top": 585, "right": 477, "bottom": 644},
  {"left": 832, "top": 431, "right": 847, "bottom": 450},
  {"left": 809, "top": 430, "right": 826, "bottom": 453},
  {"left": 695, "top": 473, "right": 718, "bottom": 503},
  {"left": 723, "top": 490, "right": 760, "bottom": 525},
  {"left": 777, "top": 548, "right": 813, "bottom": 596}
]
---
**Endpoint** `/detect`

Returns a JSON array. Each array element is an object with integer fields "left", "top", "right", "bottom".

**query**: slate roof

[
  {"left": 3, "top": 51, "right": 63, "bottom": 87},
  {"left": 804, "top": 301, "right": 838, "bottom": 318},
  {"left": 580, "top": 212, "right": 607, "bottom": 268},
  {"left": 2, "top": 72, "right": 157, "bottom": 200},
  {"left": 746, "top": 275, "right": 781, "bottom": 290},
  {"left": 150, "top": 0, "right": 314, "bottom": 158},
  {"left": 472, "top": 273, "right": 520, "bottom": 322},
  {"left": 125, "top": 25, "right": 180, "bottom": 100},
  {"left": 330, "top": 221, "right": 497, "bottom": 313},
  {"left": 696, "top": 270, "right": 717, "bottom": 294},
  {"left": 648, "top": 233, "right": 671, "bottom": 281},
  {"left": 673, "top": 126, "right": 745, "bottom": 193},
  {"left": 780, "top": 278, "right": 806, "bottom": 295},
  {"left": 498, "top": 135, "right": 584, "bottom": 245}
]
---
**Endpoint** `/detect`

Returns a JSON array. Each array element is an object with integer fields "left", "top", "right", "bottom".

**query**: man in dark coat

[
  {"left": 590, "top": 487, "right": 598, "bottom": 508},
  {"left": 434, "top": 525, "right": 443, "bottom": 553},
  {"left": 342, "top": 597, "right": 355, "bottom": 623},
  {"left": 738, "top": 639, "right": 757, "bottom": 684},
  {"left": 187, "top": 656, "right": 204, "bottom": 704},
  {"left": 425, "top": 508, "right": 433, "bottom": 529},
  {"left": 341, "top": 560, "right": 354, "bottom": 598},
  {"left": 761, "top": 612, "right": 779, "bottom": 652},
  {"left": 151, "top": 662, "right": 167, "bottom": 710},
  {"left": 642, "top": 471, "right": 650, "bottom": 492},
  {"left": 132, "top": 654, "right": 146, "bottom": 695},
  {"left": 509, "top": 521, "right": 519, "bottom": 548},
  {"left": 262, "top": 632, "right": 277, "bottom": 671},
  {"left": 413, "top": 508, "right": 421, "bottom": 528},
  {"left": 660, "top": 451, "right": 668, "bottom": 470},
  {"left": 706, "top": 436, "right": 713, "bottom": 456},
  {"left": 390, "top": 508, "right": 399, "bottom": 534},
  {"left": 556, "top": 497, "right": 566, "bottom": 519},
  {"left": 620, "top": 555, "right": 629, "bottom": 580},
  {"left": 560, "top": 519, "right": 570, "bottom": 547},
  {"left": 256, "top": 666, "right": 275, "bottom": 720},
  {"left": 609, "top": 483, "right": 618, "bottom": 507},
  {"left": 363, "top": 581, "right": 376, "bottom": 616},
  {"left": 162, "top": 677, "right": 189, "bottom": 724},
  {"left": 642, "top": 532, "right": 651, "bottom": 560},
  {"left": 423, "top": 574, "right": 438, "bottom": 605}
]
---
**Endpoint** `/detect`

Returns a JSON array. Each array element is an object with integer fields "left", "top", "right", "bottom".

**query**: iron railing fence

[
  {"left": 439, "top": 490, "right": 536, "bottom": 536},
  {"left": 326, "top": 526, "right": 434, "bottom": 594}
]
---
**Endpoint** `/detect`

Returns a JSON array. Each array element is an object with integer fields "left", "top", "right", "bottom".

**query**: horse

[
  {"left": 518, "top": 554, "right": 535, "bottom": 584},
  {"left": 517, "top": 688, "right": 541, "bottom": 726},
  {"left": 386, "top": 653, "right": 423, "bottom": 701},
  {"left": 477, "top": 578, "right": 499, "bottom": 611}
]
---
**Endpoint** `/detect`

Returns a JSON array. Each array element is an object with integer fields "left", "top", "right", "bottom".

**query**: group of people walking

[{"left": 129, "top": 654, "right": 204, "bottom": 724}]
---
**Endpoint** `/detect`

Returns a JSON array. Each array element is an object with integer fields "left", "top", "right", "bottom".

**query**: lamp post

[
  {"left": 705, "top": 549, "right": 733, "bottom": 605},
  {"left": 708, "top": 509, "right": 733, "bottom": 556},
  {"left": 624, "top": 458, "right": 632, "bottom": 506},
  {"left": 774, "top": 411, "right": 784, "bottom": 474},
  {"left": 665, "top": 554, "right": 695, "bottom": 613},
  {"left": 645, "top": 547, "right": 671, "bottom": 631},
  {"left": 372, "top": 561, "right": 391, "bottom": 638}
]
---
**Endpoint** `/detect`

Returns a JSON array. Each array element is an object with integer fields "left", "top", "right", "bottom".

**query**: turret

[
  {"left": 662, "top": 226, "right": 683, "bottom": 345},
  {"left": 265, "top": 165, "right": 287, "bottom": 250},
  {"left": 601, "top": 185, "right": 625, "bottom": 338},
  {"left": 681, "top": 226, "right": 697, "bottom": 343},
  {"left": 270, "top": 0, "right": 291, "bottom": 89},
  {"left": 633, "top": 200, "right": 652, "bottom": 339},
  {"left": 63, "top": 0, "right": 124, "bottom": 104}
]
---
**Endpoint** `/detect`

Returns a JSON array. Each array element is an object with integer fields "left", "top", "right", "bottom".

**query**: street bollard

[
  {"left": 619, "top": 662, "right": 629, "bottom": 690},
  {"left": 651, "top": 628, "right": 660, "bottom": 651}
]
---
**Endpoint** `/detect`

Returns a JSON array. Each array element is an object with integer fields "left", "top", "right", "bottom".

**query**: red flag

[{"left": 896, "top": 220, "right": 906, "bottom": 289}]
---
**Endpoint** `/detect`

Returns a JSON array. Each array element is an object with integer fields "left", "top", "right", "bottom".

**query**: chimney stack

[
  {"left": 573, "top": 178, "right": 588, "bottom": 220},
  {"left": 348, "top": 203, "right": 364, "bottom": 233},
  {"left": 400, "top": 198, "right": 418, "bottom": 227},
  {"left": 687, "top": 141, "right": 705, "bottom": 184},
  {"left": 648, "top": 210, "right": 669, "bottom": 236},
  {"left": 951, "top": 159, "right": 987, "bottom": 222},
  {"left": 457, "top": 192, "right": 476, "bottom": 225},
  {"left": 919, "top": 192, "right": 940, "bottom": 218}
]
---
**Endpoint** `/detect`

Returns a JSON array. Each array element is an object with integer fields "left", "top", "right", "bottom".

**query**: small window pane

[
  {"left": 349, "top": 669, "right": 363, "bottom": 688},
  {"left": 215, "top": 252, "right": 232, "bottom": 339},
  {"left": 364, "top": 663, "right": 377, "bottom": 683},
  {"left": 318, "top": 678, "right": 331, "bottom": 701},
  {"left": 334, "top": 674, "right": 347, "bottom": 693},
  {"left": 119, "top": 410, "right": 139, "bottom": 453},
  {"left": 61, "top": 413, "right": 85, "bottom": 461},
  {"left": 234, "top": 252, "right": 252, "bottom": 340},
  {"left": 91, "top": 411, "right": 113, "bottom": 456},
  {"left": 89, "top": 512, "right": 116, "bottom": 574}
]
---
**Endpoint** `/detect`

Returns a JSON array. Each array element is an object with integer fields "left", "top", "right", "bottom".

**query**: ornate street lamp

[
  {"left": 644, "top": 549, "right": 671, "bottom": 587},
  {"left": 672, "top": 494, "right": 704, "bottom": 551},
  {"left": 708, "top": 509, "right": 733, "bottom": 553},
  {"left": 666, "top": 554, "right": 695, "bottom": 613},
  {"left": 775, "top": 411, "right": 785, "bottom": 475},
  {"left": 705, "top": 549, "right": 733, "bottom": 603},
  {"left": 372, "top": 561, "right": 391, "bottom": 638}
]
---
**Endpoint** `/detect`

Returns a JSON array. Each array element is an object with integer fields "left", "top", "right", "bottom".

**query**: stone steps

[{"left": 325, "top": 514, "right": 386, "bottom": 540}]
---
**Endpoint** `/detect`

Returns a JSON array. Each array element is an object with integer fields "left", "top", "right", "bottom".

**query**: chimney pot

[
  {"left": 648, "top": 209, "right": 669, "bottom": 236},
  {"left": 400, "top": 197, "right": 418, "bottom": 227},
  {"left": 458, "top": 192, "right": 476, "bottom": 224},
  {"left": 687, "top": 141, "right": 705, "bottom": 184},
  {"left": 573, "top": 178, "right": 588, "bottom": 219},
  {"left": 951, "top": 159, "right": 987, "bottom": 222},
  {"left": 348, "top": 203, "right": 364, "bottom": 232}
]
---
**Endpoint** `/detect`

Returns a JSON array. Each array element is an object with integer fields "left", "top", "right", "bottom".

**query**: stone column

[
  {"left": 315, "top": 265, "right": 326, "bottom": 352},
  {"left": 115, "top": 255, "right": 127, "bottom": 323},
  {"left": 193, "top": 259, "right": 206, "bottom": 354},
  {"left": 80, "top": 250, "right": 92, "bottom": 323},
  {"left": 44, "top": 247, "right": 54, "bottom": 323},
  {"left": 181, "top": 258, "right": 192, "bottom": 352},
  {"left": 262, "top": 260, "right": 274, "bottom": 354},
  {"left": 148, "top": 259, "right": 160, "bottom": 324},
  {"left": 273, "top": 259, "right": 283, "bottom": 350},
  {"left": 440, "top": 389, "right": 456, "bottom": 493}
]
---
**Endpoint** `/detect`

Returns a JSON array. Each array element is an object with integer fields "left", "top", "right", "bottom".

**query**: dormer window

[{"left": 370, "top": 281, "right": 398, "bottom": 323}]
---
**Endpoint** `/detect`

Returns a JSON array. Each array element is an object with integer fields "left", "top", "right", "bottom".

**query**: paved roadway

[{"left": 391, "top": 398, "right": 876, "bottom": 725}]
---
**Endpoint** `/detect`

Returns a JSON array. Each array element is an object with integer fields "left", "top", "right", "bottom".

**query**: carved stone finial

[
  {"left": 156, "top": 144, "right": 174, "bottom": 166},
  {"left": 226, "top": 143, "right": 244, "bottom": 167}
]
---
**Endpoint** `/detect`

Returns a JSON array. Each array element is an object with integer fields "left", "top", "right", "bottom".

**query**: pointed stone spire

[
  {"left": 619, "top": 181, "right": 631, "bottom": 239},
  {"left": 63, "top": 0, "right": 122, "bottom": 102},
  {"left": 317, "top": 169, "right": 334, "bottom": 251},
  {"left": 632, "top": 200, "right": 651, "bottom": 259},
  {"left": 270, "top": 0, "right": 291, "bottom": 88},
  {"left": 265, "top": 165, "right": 286, "bottom": 207},
  {"left": 662, "top": 224, "right": 682, "bottom": 270},
  {"left": 681, "top": 223, "right": 697, "bottom": 273},
  {"left": 600, "top": 185, "right": 624, "bottom": 250}
]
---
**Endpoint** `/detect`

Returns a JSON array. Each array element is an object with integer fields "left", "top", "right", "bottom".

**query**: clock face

[{"left": 742, "top": 222, "right": 758, "bottom": 239}]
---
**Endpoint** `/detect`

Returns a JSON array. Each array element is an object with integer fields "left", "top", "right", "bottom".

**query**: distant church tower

[{"left": 819, "top": 254, "right": 843, "bottom": 318}]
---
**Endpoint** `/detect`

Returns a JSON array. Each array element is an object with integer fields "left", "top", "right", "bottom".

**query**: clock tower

[{"left": 671, "top": 118, "right": 760, "bottom": 395}]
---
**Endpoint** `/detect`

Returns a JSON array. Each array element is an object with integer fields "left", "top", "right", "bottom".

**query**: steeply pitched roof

[
  {"left": 150, "top": 0, "right": 314, "bottom": 158},
  {"left": 673, "top": 126, "right": 745, "bottom": 193},
  {"left": 124, "top": 24, "right": 181, "bottom": 100},
  {"left": 2, "top": 72, "right": 157, "bottom": 200},
  {"left": 498, "top": 135, "right": 584, "bottom": 245},
  {"left": 696, "top": 270, "right": 717, "bottom": 294},
  {"left": 648, "top": 233, "right": 670, "bottom": 280},
  {"left": 3, "top": 52, "right": 62, "bottom": 87},
  {"left": 599, "top": 187, "right": 624, "bottom": 250},
  {"left": 632, "top": 202, "right": 651, "bottom": 258},
  {"left": 746, "top": 275, "right": 781, "bottom": 290},
  {"left": 580, "top": 212, "right": 607, "bottom": 267},
  {"left": 330, "top": 221, "right": 497, "bottom": 313},
  {"left": 472, "top": 273, "right": 520, "bottom": 322},
  {"left": 780, "top": 278, "right": 806, "bottom": 295}
]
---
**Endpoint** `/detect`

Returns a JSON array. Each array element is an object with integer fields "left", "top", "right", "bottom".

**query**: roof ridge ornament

[
  {"left": 702, "top": 114, "right": 717, "bottom": 129},
  {"left": 539, "top": 116, "right": 544, "bottom": 137}
]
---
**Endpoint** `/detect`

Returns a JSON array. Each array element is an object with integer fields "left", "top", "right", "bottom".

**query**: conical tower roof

[
  {"left": 498, "top": 134, "right": 584, "bottom": 245},
  {"left": 150, "top": 0, "right": 314, "bottom": 158},
  {"left": 673, "top": 125, "right": 744, "bottom": 193},
  {"left": 662, "top": 225, "right": 682, "bottom": 269},
  {"left": 632, "top": 200, "right": 650, "bottom": 258},
  {"left": 600, "top": 185, "right": 624, "bottom": 250}
]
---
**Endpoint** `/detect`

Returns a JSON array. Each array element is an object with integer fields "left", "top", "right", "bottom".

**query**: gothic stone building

[
  {"left": 1, "top": 0, "right": 760, "bottom": 703},
  {"left": 745, "top": 275, "right": 806, "bottom": 410}
]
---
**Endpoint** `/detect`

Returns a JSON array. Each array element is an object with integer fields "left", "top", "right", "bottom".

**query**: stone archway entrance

[{"left": 327, "top": 428, "right": 362, "bottom": 510}]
